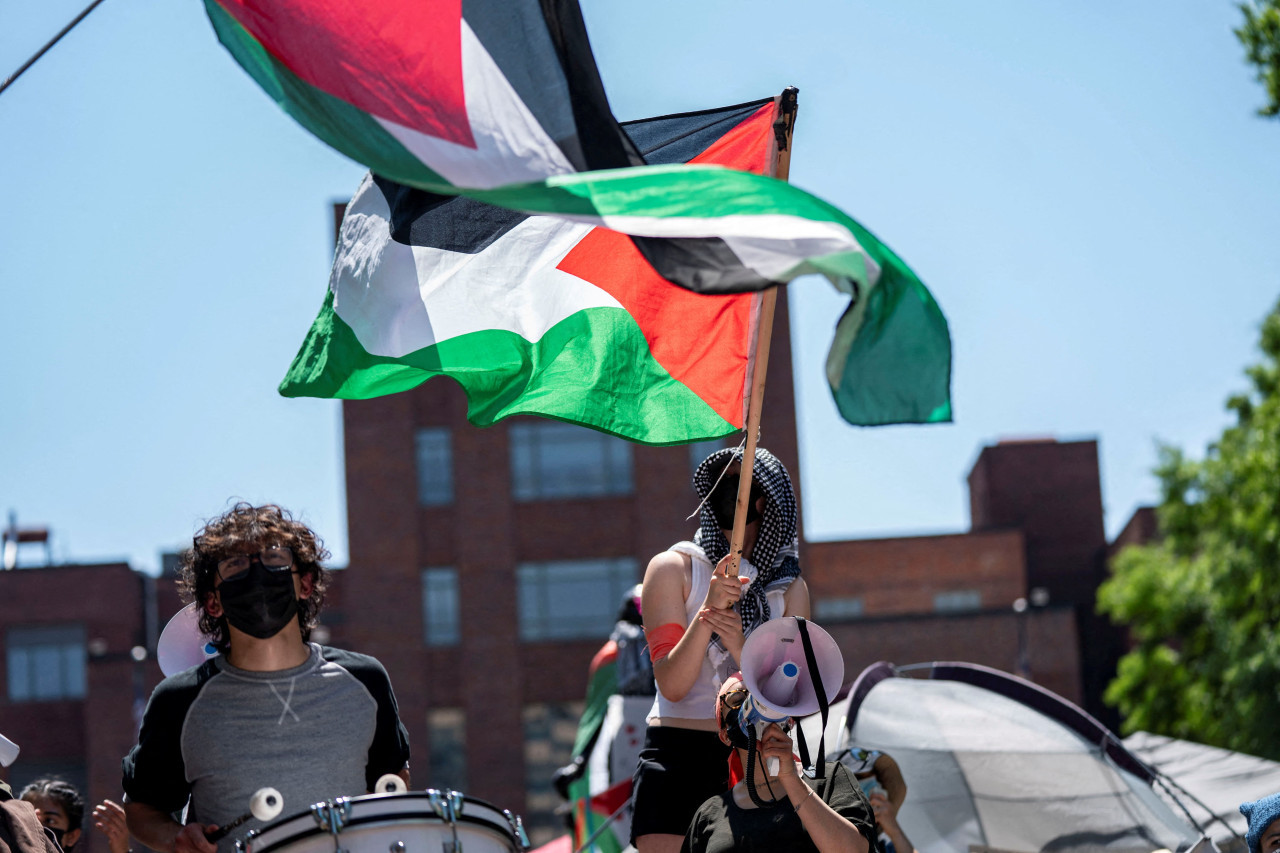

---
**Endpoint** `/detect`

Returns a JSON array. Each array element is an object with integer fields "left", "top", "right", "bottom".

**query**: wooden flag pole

[{"left": 724, "top": 86, "right": 798, "bottom": 577}]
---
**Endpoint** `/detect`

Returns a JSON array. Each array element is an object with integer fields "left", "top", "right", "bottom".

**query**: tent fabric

[
  {"left": 814, "top": 661, "right": 1200, "bottom": 853},
  {"left": 1124, "top": 731, "right": 1280, "bottom": 846}
]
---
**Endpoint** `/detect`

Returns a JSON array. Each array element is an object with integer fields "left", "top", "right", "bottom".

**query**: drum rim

[{"left": 245, "top": 792, "right": 518, "bottom": 853}]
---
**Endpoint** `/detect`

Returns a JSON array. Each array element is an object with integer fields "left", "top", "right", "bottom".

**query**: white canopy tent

[
  {"left": 1123, "top": 731, "right": 1280, "bottom": 851},
  {"left": 804, "top": 662, "right": 1204, "bottom": 853}
]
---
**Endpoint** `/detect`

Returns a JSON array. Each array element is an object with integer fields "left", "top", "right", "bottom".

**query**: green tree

[
  {"left": 1238, "top": 0, "right": 1280, "bottom": 117},
  {"left": 1098, "top": 300, "right": 1280, "bottom": 760}
]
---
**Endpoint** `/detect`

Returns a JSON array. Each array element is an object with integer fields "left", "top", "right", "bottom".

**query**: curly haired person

[{"left": 121, "top": 504, "right": 410, "bottom": 853}]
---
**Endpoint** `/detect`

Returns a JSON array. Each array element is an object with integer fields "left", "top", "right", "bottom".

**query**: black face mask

[
  {"left": 708, "top": 473, "right": 764, "bottom": 530},
  {"left": 45, "top": 827, "right": 66, "bottom": 850},
  {"left": 217, "top": 561, "right": 299, "bottom": 640}
]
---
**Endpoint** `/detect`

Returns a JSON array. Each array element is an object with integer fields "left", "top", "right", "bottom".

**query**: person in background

[
  {"left": 1, "top": 782, "right": 58, "bottom": 853},
  {"left": 20, "top": 780, "right": 84, "bottom": 852},
  {"left": 1241, "top": 792, "right": 1280, "bottom": 853},
  {"left": 90, "top": 801, "right": 129, "bottom": 853},
  {"left": 830, "top": 746, "right": 907, "bottom": 839},
  {"left": 632, "top": 447, "right": 810, "bottom": 853},
  {"left": 869, "top": 791, "right": 916, "bottom": 853}
]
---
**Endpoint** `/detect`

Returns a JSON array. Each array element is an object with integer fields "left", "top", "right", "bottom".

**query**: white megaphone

[
  {"left": 738, "top": 618, "right": 844, "bottom": 776},
  {"left": 157, "top": 603, "right": 218, "bottom": 677},
  {"left": 0, "top": 732, "right": 19, "bottom": 768}
]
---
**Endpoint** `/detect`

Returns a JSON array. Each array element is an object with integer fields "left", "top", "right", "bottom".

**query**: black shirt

[{"left": 681, "top": 761, "right": 879, "bottom": 853}]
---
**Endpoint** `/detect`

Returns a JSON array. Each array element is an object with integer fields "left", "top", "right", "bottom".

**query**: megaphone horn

[
  {"left": 740, "top": 617, "right": 844, "bottom": 717},
  {"left": 738, "top": 617, "right": 844, "bottom": 775}
]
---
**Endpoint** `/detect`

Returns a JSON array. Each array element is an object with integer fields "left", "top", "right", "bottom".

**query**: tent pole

[{"left": 725, "top": 86, "right": 798, "bottom": 576}]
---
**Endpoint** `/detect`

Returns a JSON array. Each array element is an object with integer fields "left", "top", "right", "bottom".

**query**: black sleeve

[
  {"left": 822, "top": 761, "right": 880, "bottom": 851},
  {"left": 322, "top": 647, "right": 411, "bottom": 790},
  {"left": 680, "top": 802, "right": 713, "bottom": 853},
  {"left": 121, "top": 664, "right": 213, "bottom": 814}
]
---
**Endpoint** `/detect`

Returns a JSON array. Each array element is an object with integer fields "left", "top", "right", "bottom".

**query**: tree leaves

[
  {"left": 1237, "top": 0, "right": 1280, "bottom": 118},
  {"left": 1098, "top": 299, "right": 1280, "bottom": 759}
]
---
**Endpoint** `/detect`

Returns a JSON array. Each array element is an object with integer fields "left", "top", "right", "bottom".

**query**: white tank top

[{"left": 650, "top": 541, "right": 788, "bottom": 722}]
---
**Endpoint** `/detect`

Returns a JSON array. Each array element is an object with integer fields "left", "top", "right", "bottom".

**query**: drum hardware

[
  {"left": 310, "top": 798, "right": 353, "bottom": 853},
  {"left": 427, "top": 789, "right": 466, "bottom": 853},
  {"left": 245, "top": 790, "right": 523, "bottom": 853},
  {"left": 500, "top": 811, "right": 528, "bottom": 850},
  {"left": 211, "top": 788, "right": 285, "bottom": 842}
]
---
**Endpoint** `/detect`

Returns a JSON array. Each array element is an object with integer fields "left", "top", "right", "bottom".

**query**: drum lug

[
  {"left": 502, "top": 810, "right": 530, "bottom": 850},
  {"left": 310, "top": 798, "right": 353, "bottom": 853},
  {"left": 427, "top": 789, "right": 464, "bottom": 853}
]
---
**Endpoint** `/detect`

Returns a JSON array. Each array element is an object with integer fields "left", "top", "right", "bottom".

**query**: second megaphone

[{"left": 737, "top": 617, "right": 844, "bottom": 774}]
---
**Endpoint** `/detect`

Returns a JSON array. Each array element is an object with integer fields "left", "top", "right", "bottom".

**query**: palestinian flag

[
  {"left": 281, "top": 100, "right": 781, "bottom": 444},
  {"left": 205, "top": 0, "right": 639, "bottom": 189},
  {"left": 212, "top": 0, "right": 953, "bottom": 424}
]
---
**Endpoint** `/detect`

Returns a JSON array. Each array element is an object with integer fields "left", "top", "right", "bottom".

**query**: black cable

[{"left": 1, "top": 0, "right": 109, "bottom": 98}]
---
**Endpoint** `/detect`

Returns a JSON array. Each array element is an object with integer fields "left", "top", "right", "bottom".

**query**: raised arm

[
  {"left": 758, "top": 726, "right": 869, "bottom": 853},
  {"left": 644, "top": 551, "right": 746, "bottom": 703},
  {"left": 874, "top": 752, "right": 907, "bottom": 811}
]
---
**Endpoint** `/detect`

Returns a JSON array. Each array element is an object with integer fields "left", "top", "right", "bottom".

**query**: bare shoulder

[
  {"left": 783, "top": 575, "right": 811, "bottom": 618},
  {"left": 642, "top": 549, "right": 693, "bottom": 628},
  {"left": 643, "top": 549, "right": 691, "bottom": 585}
]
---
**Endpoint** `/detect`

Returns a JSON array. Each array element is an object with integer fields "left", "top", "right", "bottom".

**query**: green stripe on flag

[
  {"left": 280, "top": 293, "right": 739, "bottom": 445},
  {"left": 205, "top": 0, "right": 447, "bottom": 190}
]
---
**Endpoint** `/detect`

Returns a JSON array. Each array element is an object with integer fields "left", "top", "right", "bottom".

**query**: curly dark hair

[
  {"left": 20, "top": 778, "right": 84, "bottom": 831},
  {"left": 177, "top": 502, "right": 331, "bottom": 654}
]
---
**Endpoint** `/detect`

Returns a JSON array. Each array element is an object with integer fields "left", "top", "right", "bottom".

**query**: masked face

[
  {"left": 216, "top": 560, "right": 300, "bottom": 640},
  {"left": 716, "top": 683, "right": 752, "bottom": 750},
  {"left": 708, "top": 473, "right": 764, "bottom": 531},
  {"left": 25, "top": 796, "right": 78, "bottom": 851}
]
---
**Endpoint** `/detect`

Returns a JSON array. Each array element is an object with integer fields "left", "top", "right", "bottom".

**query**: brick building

[
  {"left": 0, "top": 560, "right": 172, "bottom": 853},
  {"left": 0, "top": 289, "right": 1134, "bottom": 848}
]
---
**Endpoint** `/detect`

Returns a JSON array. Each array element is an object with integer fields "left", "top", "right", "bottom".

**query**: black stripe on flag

[
  {"left": 625, "top": 97, "right": 781, "bottom": 294},
  {"left": 461, "top": 0, "right": 642, "bottom": 172},
  {"left": 376, "top": 99, "right": 778, "bottom": 259}
]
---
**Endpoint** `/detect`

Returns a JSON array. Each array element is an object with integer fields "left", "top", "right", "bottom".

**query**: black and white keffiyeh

[{"left": 692, "top": 446, "right": 801, "bottom": 646}]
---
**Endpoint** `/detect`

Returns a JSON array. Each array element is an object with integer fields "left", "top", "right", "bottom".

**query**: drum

[{"left": 238, "top": 791, "right": 529, "bottom": 853}]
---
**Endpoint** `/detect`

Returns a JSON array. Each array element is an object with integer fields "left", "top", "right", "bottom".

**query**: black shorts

[{"left": 630, "top": 725, "right": 732, "bottom": 841}]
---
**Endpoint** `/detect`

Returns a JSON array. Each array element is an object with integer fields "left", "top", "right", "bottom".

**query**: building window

[
  {"left": 814, "top": 596, "right": 865, "bottom": 622},
  {"left": 422, "top": 568, "right": 460, "bottom": 646},
  {"left": 523, "top": 702, "right": 584, "bottom": 848},
  {"left": 7, "top": 624, "right": 87, "bottom": 702},
  {"left": 509, "top": 422, "right": 633, "bottom": 501},
  {"left": 934, "top": 590, "right": 982, "bottom": 614},
  {"left": 416, "top": 428, "right": 454, "bottom": 506},
  {"left": 517, "top": 558, "right": 638, "bottom": 641},
  {"left": 427, "top": 708, "right": 468, "bottom": 791}
]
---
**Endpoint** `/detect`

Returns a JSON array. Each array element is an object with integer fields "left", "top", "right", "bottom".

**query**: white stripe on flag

[
  {"left": 597, "top": 213, "right": 879, "bottom": 281},
  {"left": 374, "top": 22, "right": 576, "bottom": 190},
  {"left": 332, "top": 176, "right": 620, "bottom": 358}
]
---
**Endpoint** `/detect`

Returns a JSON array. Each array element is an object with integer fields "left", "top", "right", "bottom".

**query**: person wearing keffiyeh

[{"left": 630, "top": 447, "right": 810, "bottom": 853}]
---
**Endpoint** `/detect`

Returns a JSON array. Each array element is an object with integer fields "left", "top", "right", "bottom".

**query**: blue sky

[{"left": 2, "top": 1, "right": 1278, "bottom": 573}]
